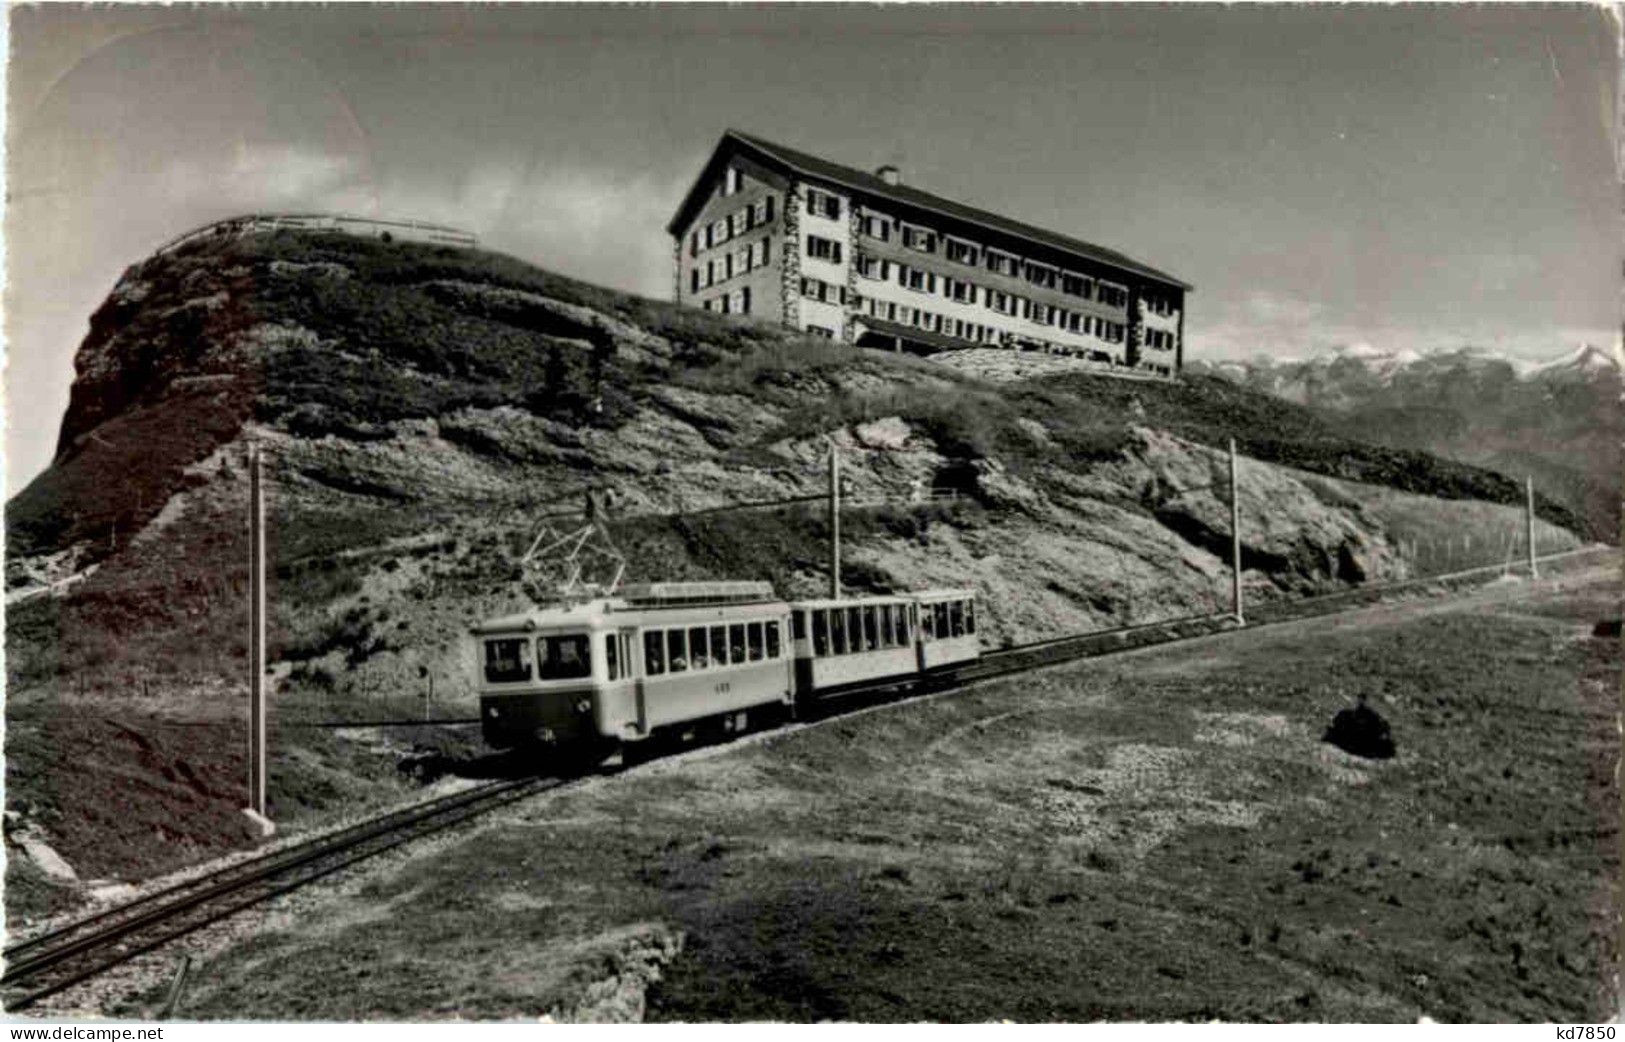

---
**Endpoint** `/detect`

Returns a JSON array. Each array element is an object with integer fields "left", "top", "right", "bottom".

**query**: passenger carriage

[
  {"left": 475, "top": 581, "right": 792, "bottom": 754},
  {"left": 913, "top": 589, "right": 980, "bottom": 671},
  {"left": 788, "top": 595, "right": 920, "bottom": 700}
]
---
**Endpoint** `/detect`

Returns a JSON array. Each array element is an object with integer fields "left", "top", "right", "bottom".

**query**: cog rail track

[
  {"left": 5, "top": 544, "right": 1610, "bottom": 1012},
  {"left": 1, "top": 776, "right": 561, "bottom": 1012}
]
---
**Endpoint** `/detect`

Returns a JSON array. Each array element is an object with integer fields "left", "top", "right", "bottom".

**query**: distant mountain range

[{"left": 1188, "top": 343, "right": 1621, "bottom": 540}]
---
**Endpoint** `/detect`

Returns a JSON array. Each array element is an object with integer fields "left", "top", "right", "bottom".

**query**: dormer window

[
  {"left": 901, "top": 225, "right": 937, "bottom": 253},
  {"left": 945, "top": 239, "right": 980, "bottom": 266},
  {"left": 722, "top": 167, "right": 744, "bottom": 196}
]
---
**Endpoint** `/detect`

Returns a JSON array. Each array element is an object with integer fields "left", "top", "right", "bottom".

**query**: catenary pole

[
  {"left": 829, "top": 439, "right": 841, "bottom": 600},
  {"left": 248, "top": 441, "right": 268, "bottom": 821},
  {"left": 1526, "top": 476, "right": 1538, "bottom": 579},
  {"left": 1230, "top": 439, "right": 1244, "bottom": 625}
]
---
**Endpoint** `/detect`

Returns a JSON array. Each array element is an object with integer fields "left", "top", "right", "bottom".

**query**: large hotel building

[{"left": 667, "top": 130, "right": 1190, "bottom": 376}]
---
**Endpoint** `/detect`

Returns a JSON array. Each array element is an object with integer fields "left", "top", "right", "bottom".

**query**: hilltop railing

[{"left": 152, "top": 213, "right": 478, "bottom": 258}]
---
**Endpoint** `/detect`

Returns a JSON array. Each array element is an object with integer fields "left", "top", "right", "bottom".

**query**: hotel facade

[{"left": 666, "top": 130, "right": 1190, "bottom": 376}]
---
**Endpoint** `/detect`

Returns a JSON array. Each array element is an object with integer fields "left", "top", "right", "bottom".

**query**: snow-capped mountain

[{"left": 1188, "top": 342, "right": 1620, "bottom": 541}]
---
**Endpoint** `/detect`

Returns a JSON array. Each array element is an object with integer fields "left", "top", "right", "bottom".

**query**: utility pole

[
  {"left": 1526, "top": 475, "right": 1538, "bottom": 579},
  {"left": 829, "top": 439, "right": 841, "bottom": 600},
  {"left": 1229, "top": 439, "right": 1244, "bottom": 625},
  {"left": 244, "top": 442, "right": 272, "bottom": 836}
]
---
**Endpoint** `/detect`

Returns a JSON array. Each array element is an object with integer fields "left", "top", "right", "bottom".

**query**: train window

[
  {"left": 747, "top": 622, "right": 764, "bottom": 661},
  {"left": 847, "top": 607, "right": 863, "bottom": 652},
  {"left": 863, "top": 607, "right": 878, "bottom": 650},
  {"left": 689, "top": 627, "right": 710, "bottom": 669},
  {"left": 812, "top": 611, "right": 830, "bottom": 656},
  {"left": 538, "top": 634, "right": 592, "bottom": 680},
  {"left": 605, "top": 634, "right": 619, "bottom": 681},
  {"left": 644, "top": 631, "right": 665, "bottom": 675},
  {"left": 921, "top": 607, "right": 935, "bottom": 640},
  {"left": 483, "top": 639, "right": 532, "bottom": 683},
  {"left": 667, "top": 629, "right": 689, "bottom": 673},
  {"left": 831, "top": 609, "right": 847, "bottom": 654},
  {"left": 792, "top": 610, "right": 806, "bottom": 641},
  {"left": 894, "top": 607, "right": 909, "bottom": 645},
  {"left": 949, "top": 601, "right": 965, "bottom": 637},
  {"left": 710, "top": 625, "right": 728, "bottom": 666},
  {"left": 934, "top": 603, "right": 950, "bottom": 639},
  {"left": 766, "top": 621, "right": 782, "bottom": 659},
  {"left": 877, "top": 605, "right": 891, "bottom": 647},
  {"left": 729, "top": 624, "right": 747, "bottom": 664},
  {"left": 965, "top": 600, "right": 976, "bottom": 634}
]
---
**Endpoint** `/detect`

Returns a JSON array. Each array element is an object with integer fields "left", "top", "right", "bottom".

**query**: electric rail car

[{"left": 473, "top": 580, "right": 979, "bottom": 757}]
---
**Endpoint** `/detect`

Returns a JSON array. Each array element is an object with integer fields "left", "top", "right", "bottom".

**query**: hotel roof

[{"left": 667, "top": 129, "right": 1192, "bottom": 292}]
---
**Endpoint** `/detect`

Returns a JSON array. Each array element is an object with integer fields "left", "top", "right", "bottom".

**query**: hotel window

[
  {"left": 899, "top": 265, "right": 936, "bottom": 293},
  {"left": 1062, "top": 273, "right": 1092, "bottom": 298},
  {"left": 755, "top": 238, "right": 771, "bottom": 267},
  {"left": 690, "top": 269, "right": 700, "bottom": 294},
  {"left": 763, "top": 195, "right": 776, "bottom": 222},
  {"left": 945, "top": 277, "right": 977, "bottom": 304},
  {"left": 860, "top": 214, "right": 891, "bottom": 241},
  {"left": 806, "top": 325, "right": 836, "bottom": 339},
  {"left": 806, "top": 235, "right": 843, "bottom": 263},
  {"left": 1031, "top": 303, "right": 1053, "bottom": 326},
  {"left": 855, "top": 254, "right": 891, "bottom": 280},
  {"left": 717, "top": 294, "right": 730, "bottom": 315},
  {"left": 987, "top": 289, "right": 1017, "bottom": 316},
  {"left": 723, "top": 167, "right": 744, "bottom": 196},
  {"left": 689, "top": 230, "right": 700, "bottom": 257},
  {"left": 724, "top": 253, "right": 734, "bottom": 279},
  {"left": 726, "top": 213, "right": 738, "bottom": 238},
  {"left": 902, "top": 225, "right": 937, "bottom": 253},
  {"left": 704, "top": 225, "right": 715, "bottom": 249},
  {"left": 867, "top": 298, "right": 898, "bottom": 322},
  {"left": 799, "top": 276, "right": 845, "bottom": 305},
  {"left": 806, "top": 188, "right": 842, "bottom": 220},
  {"left": 985, "top": 250, "right": 1016, "bottom": 276},
  {"left": 704, "top": 259, "right": 715, "bottom": 287},
  {"left": 731, "top": 287, "right": 751, "bottom": 315},
  {"left": 1023, "top": 262, "right": 1057, "bottom": 290},
  {"left": 945, "top": 239, "right": 980, "bottom": 266},
  {"left": 1097, "top": 283, "right": 1127, "bottom": 308}
]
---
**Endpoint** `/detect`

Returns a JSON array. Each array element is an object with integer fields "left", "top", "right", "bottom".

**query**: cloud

[{"left": 1239, "top": 290, "right": 1325, "bottom": 327}]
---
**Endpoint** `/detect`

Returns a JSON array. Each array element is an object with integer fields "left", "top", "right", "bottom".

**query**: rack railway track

[
  {"left": 4, "top": 542, "right": 1611, "bottom": 1013},
  {"left": 1, "top": 776, "right": 562, "bottom": 1012}
]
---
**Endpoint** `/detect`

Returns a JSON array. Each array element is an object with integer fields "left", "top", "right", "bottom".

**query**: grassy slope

[{"left": 142, "top": 564, "right": 1618, "bottom": 1022}]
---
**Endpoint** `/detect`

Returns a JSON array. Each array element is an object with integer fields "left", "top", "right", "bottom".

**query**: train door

[{"left": 912, "top": 602, "right": 925, "bottom": 671}]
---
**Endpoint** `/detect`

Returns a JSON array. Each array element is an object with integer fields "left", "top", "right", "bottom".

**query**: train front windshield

[
  {"left": 537, "top": 633, "right": 592, "bottom": 680},
  {"left": 483, "top": 633, "right": 593, "bottom": 683}
]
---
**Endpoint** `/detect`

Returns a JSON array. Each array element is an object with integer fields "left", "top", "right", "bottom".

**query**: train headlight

[
  {"left": 576, "top": 698, "right": 593, "bottom": 715},
  {"left": 487, "top": 706, "right": 498, "bottom": 718}
]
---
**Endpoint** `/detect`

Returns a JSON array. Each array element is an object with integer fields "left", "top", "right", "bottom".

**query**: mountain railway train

[{"left": 472, "top": 581, "right": 980, "bottom": 760}]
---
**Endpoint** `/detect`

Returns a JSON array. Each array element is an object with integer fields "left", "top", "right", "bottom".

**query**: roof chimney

[{"left": 877, "top": 164, "right": 901, "bottom": 187}]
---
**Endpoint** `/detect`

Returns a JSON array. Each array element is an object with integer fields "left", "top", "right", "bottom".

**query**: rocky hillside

[
  {"left": 5, "top": 229, "right": 1586, "bottom": 720},
  {"left": 1189, "top": 344, "right": 1621, "bottom": 541},
  {"left": 4, "top": 227, "right": 1595, "bottom": 918}
]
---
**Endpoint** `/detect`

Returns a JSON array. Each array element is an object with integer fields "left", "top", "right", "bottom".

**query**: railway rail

[{"left": 5, "top": 541, "right": 1611, "bottom": 1014}]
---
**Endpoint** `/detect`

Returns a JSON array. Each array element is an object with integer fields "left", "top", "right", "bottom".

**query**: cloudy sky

[{"left": 6, "top": 4, "right": 1619, "bottom": 491}]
